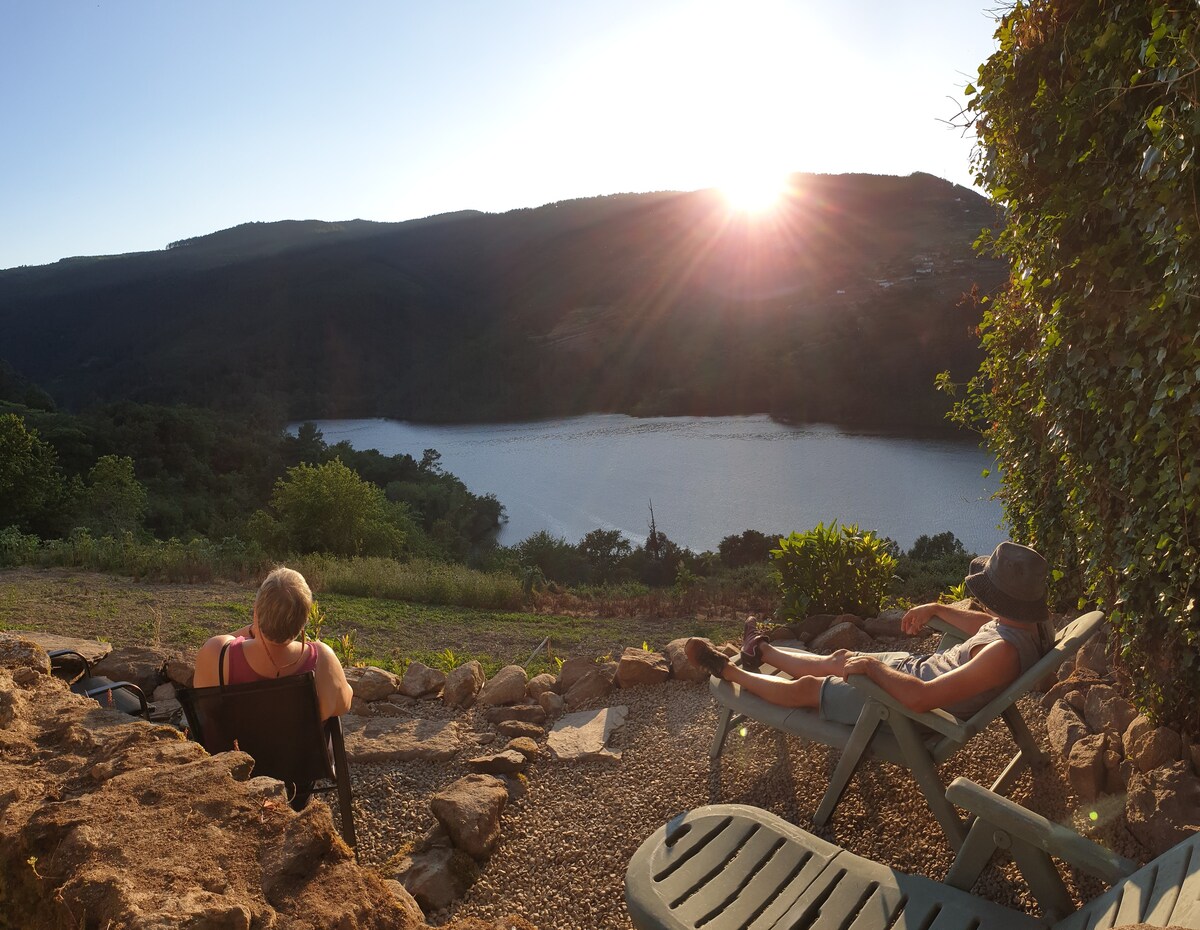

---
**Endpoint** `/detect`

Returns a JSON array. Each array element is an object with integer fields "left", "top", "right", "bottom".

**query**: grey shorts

[{"left": 818, "top": 651, "right": 910, "bottom": 726}]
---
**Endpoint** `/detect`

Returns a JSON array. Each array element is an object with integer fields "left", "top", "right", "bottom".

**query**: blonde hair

[{"left": 253, "top": 567, "right": 312, "bottom": 643}]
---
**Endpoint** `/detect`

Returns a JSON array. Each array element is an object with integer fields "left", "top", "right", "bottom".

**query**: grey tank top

[{"left": 887, "top": 620, "right": 1046, "bottom": 719}]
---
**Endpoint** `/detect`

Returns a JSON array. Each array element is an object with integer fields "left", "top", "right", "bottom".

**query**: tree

[
  {"left": 957, "top": 0, "right": 1199, "bottom": 728},
  {"left": 578, "top": 528, "right": 633, "bottom": 584},
  {"left": 0, "top": 413, "right": 62, "bottom": 533},
  {"left": 79, "top": 455, "right": 147, "bottom": 536},
  {"left": 718, "top": 529, "right": 777, "bottom": 568},
  {"left": 249, "top": 458, "right": 415, "bottom": 558}
]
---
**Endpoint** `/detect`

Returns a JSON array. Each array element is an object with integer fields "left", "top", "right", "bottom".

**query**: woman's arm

[
  {"left": 313, "top": 641, "right": 353, "bottom": 720},
  {"left": 193, "top": 634, "right": 237, "bottom": 688},
  {"left": 902, "top": 601, "right": 994, "bottom": 637}
]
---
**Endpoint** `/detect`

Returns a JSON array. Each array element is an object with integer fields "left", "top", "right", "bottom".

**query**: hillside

[{"left": 0, "top": 173, "right": 1005, "bottom": 431}]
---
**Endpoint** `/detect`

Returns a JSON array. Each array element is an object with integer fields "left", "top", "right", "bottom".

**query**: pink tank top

[{"left": 224, "top": 636, "right": 318, "bottom": 684}]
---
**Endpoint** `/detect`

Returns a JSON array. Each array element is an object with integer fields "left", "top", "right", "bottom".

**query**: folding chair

[
  {"left": 176, "top": 669, "right": 356, "bottom": 851},
  {"left": 49, "top": 648, "right": 150, "bottom": 720}
]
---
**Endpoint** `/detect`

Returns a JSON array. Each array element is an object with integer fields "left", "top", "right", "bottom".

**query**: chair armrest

[
  {"left": 946, "top": 777, "right": 1137, "bottom": 883},
  {"left": 928, "top": 615, "right": 968, "bottom": 650},
  {"left": 847, "top": 675, "right": 970, "bottom": 741}
]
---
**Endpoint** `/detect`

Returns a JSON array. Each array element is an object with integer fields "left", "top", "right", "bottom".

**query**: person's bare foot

[{"left": 685, "top": 638, "right": 729, "bottom": 678}]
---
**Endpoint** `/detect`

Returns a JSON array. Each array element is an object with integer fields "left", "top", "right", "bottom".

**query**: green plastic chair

[
  {"left": 708, "top": 611, "right": 1107, "bottom": 849},
  {"left": 625, "top": 777, "right": 1199, "bottom": 930}
]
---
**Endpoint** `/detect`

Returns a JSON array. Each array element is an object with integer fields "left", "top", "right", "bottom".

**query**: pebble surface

[{"left": 340, "top": 678, "right": 1138, "bottom": 930}]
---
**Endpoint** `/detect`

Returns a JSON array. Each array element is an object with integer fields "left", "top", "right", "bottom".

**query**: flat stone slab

[
  {"left": 9, "top": 631, "right": 112, "bottom": 666},
  {"left": 340, "top": 714, "right": 460, "bottom": 763},
  {"left": 547, "top": 705, "right": 628, "bottom": 762}
]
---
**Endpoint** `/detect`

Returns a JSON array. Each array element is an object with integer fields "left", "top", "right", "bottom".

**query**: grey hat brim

[{"left": 964, "top": 569, "right": 1048, "bottom": 624}]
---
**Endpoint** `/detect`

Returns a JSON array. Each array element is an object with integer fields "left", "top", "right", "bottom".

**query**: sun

[{"left": 719, "top": 171, "right": 790, "bottom": 214}]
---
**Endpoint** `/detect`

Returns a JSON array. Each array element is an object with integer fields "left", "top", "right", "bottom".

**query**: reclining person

[
  {"left": 686, "top": 541, "right": 1052, "bottom": 723},
  {"left": 194, "top": 566, "right": 352, "bottom": 722}
]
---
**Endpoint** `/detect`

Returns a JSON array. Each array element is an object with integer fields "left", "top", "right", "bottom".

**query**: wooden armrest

[
  {"left": 847, "top": 675, "right": 970, "bottom": 741},
  {"left": 946, "top": 778, "right": 1137, "bottom": 883}
]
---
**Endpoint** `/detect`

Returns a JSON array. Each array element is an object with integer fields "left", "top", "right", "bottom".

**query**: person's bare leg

[
  {"left": 722, "top": 663, "right": 823, "bottom": 708},
  {"left": 759, "top": 643, "right": 849, "bottom": 680}
]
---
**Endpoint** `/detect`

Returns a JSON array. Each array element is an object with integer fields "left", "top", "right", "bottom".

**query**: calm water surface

[{"left": 301, "top": 415, "right": 1006, "bottom": 554}]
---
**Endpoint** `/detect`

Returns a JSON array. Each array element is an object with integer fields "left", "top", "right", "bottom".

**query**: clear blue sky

[{"left": 1, "top": 1, "right": 1000, "bottom": 270}]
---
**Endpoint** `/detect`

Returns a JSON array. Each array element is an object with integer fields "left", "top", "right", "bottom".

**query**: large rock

[
  {"left": 564, "top": 662, "right": 617, "bottom": 708},
  {"left": 398, "top": 661, "right": 445, "bottom": 699},
  {"left": 548, "top": 706, "right": 629, "bottom": 762},
  {"left": 1074, "top": 635, "right": 1109, "bottom": 676},
  {"left": 1126, "top": 762, "right": 1200, "bottom": 857},
  {"left": 663, "top": 639, "right": 708, "bottom": 682},
  {"left": 164, "top": 652, "right": 196, "bottom": 689},
  {"left": 787, "top": 614, "right": 839, "bottom": 643},
  {"left": 1082, "top": 684, "right": 1137, "bottom": 736},
  {"left": 1046, "top": 699, "right": 1091, "bottom": 759},
  {"left": 6, "top": 631, "right": 110, "bottom": 666},
  {"left": 466, "top": 750, "right": 528, "bottom": 775},
  {"left": 0, "top": 655, "right": 419, "bottom": 929},
  {"left": 538, "top": 691, "right": 566, "bottom": 718},
  {"left": 346, "top": 665, "right": 401, "bottom": 702},
  {"left": 1067, "top": 732, "right": 1108, "bottom": 801},
  {"left": 91, "top": 645, "right": 167, "bottom": 695},
  {"left": 340, "top": 715, "right": 460, "bottom": 763},
  {"left": 810, "top": 622, "right": 873, "bottom": 654},
  {"left": 442, "top": 661, "right": 485, "bottom": 708},
  {"left": 1126, "top": 720, "right": 1181, "bottom": 773},
  {"left": 430, "top": 774, "right": 509, "bottom": 859},
  {"left": 558, "top": 657, "right": 598, "bottom": 691},
  {"left": 477, "top": 665, "right": 528, "bottom": 706},
  {"left": 496, "top": 720, "right": 544, "bottom": 739},
  {"left": 392, "top": 840, "right": 477, "bottom": 914},
  {"left": 864, "top": 610, "right": 906, "bottom": 638},
  {"left": 616, "top": 647, "right": 670, "bottom": 688},
  {"left": 0, "top": 633, "right": 52, "bottom": 675},
  {"left": 525, "top": 672, "right": 557, "bottom": 700}
]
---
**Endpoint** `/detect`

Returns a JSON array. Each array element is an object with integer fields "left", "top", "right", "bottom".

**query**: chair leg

[
  {"left": 890, "top": 713, "right": 966, "bottom": 850},
  {"left": 329, "top": 720, "right": 357, "bottom": 853},
  {"left": 814, "top": 702, "right": 885, "bottom": 826},
  {"left": 944, "top": 815, "right": 1000, "bottom": 891},
  {"left": 711, "top": 706, "right": 734, "bottom": 760}
]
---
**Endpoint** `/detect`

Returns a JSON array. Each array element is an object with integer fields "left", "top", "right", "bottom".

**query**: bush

[
  {"left": 295, "top": 554, "right": 523, "bottom": 610},
  {"left": 890, "top": 532, "right": 975, "bottom": 605},
  {"left": 771, "top": 522, "right": 897, "bottom": 618},
  {"left": 959, "top": 0, "right": 1199, "bottom": 729}
]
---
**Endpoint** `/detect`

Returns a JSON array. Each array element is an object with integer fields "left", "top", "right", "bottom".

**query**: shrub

[{"left": 771, "top": 522, "right": 897, "bottom": 618}]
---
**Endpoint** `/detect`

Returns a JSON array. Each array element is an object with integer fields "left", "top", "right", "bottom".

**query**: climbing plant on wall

[{"left": 951, "top": 0, "right": 1198, "bottom": 729}]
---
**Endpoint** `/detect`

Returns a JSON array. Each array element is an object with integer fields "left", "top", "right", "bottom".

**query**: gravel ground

[{"left": 340, "top": 678, "right": 1143, "bottom": 930}]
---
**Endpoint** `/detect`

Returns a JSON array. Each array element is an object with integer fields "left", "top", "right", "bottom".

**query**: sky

[{"left": 0, "top": 1, "right": 1002, "bottom": 271}]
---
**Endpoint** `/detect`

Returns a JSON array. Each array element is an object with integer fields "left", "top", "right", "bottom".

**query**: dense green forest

[{"left": 0, "top": 173, "right": 1004, "bottom": 433}]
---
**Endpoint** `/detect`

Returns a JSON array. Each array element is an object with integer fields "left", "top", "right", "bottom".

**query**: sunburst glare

[{"left": 720, "top": 171, "right": 791, "bottom": 214}]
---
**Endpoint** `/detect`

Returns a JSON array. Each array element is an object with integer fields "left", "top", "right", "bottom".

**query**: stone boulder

[
  {"left": 663, "top": 638, "right": 708, "bottom": 682},
  {"left": 340, "top": 715, "right": 461, "bottom": 763},
  {"left": 443, "top": 660, "right": 486, "bottom": 708},
  {"left": 564, "top": 662, "right": 617, "bottom": 708},
  {"left": 1125, "top": 718, "right": 1181, "bottom": 774},
  {"left": 525, "top": 673, "right": 557, "bottom": 700},
  {"left": 485, "top": 703, "right": 547, "bottom": 726},
  {"left": 1067, "top": 732, "right": 1108, "bottom": 801},
  {"left": 505, "top": 737, "right": 539, "bottom": 760},
  {"left": 399, "top": 661, "right": 445, "bottom": 699},
  {"left": 810, "top": 622, "right": 873, "bottom": 654},
  {"left": 165, "top": 652, "right": 196, "bottom": 689},
  {"left": 1047, "top": 699, "right": 1091, "bottom": 759},
  {"left": 616, "top": 647, "right": 670, "bottom": 688},
  {"left": 347, "top": 665, "right": 401, "bottom": 702},
  {"left": 1074, "top": 635, "right": 1109, "bottom": 676},
  {"left": 788, "top": 614, "right": 839, "bottom": 643},
  {"left": 477, "top": 665, "right": 528, "bottom": 706},
  {"left": 391, "top": 828, "right": 478, "bottom": 915},
  {"left": 496, "top": 720, "right": 544, "bottom": 739},
  {"left": 431, "top": 774, "right": 509, "bottom": 859},
  {"left": 864, "top": 609, "right": 906, "bottom": 638},
  {"left": 538, "top": 691, "right": 566, "bottom": 718},
  {"left": 0, "top": 634, "right": 51, "bottom": 675},
  {"left": 466, "top": 750, "right": 528, "bottom": 775},
  {"left": 6, "top": 630, "right": 110, "bottom": 666},
  {"left": 1082, "top": 684, "right": 1137, "bottom": 736},
  {"left": 1126, "top": 762, "right": 1200, "bottom": 857},
  {"left": 91, "top": 645, "right": 167, "bottom": 695},
  {"left": 558, "top": 657, "right": 598, "bottom": 691}
]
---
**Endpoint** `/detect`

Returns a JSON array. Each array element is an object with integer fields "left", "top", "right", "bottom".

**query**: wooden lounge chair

[
  {"left": 177, "top": 671, "right": 357, "bottom": 851},
  {"left": 708, "top": 610, "right": 1107, "bottom": 849},
  {"left": 625, "top": 776, "right": 1200, "bottom": 930}
]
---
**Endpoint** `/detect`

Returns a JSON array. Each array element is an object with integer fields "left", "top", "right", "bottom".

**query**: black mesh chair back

[{"left": 176, "top": 669, "right": 356, "bottom": 850}]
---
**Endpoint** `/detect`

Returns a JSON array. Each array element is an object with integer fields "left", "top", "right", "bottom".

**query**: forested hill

[{"left": 0, "top": 172, "right": 1004, "bottom": 432}]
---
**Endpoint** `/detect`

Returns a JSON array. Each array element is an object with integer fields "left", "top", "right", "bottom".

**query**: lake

[{"left": 298, "top": 415, "right": 1006, "bottom": 555}]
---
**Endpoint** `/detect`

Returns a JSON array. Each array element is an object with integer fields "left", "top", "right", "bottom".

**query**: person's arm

[
  {"left": 193, "top": 634, "right": 237, "bottom": 688},
  {"left": 313, "top": 641, "right": 353, "bottom": 720},
  {"left": 842, "top": 640, "right": 1020, "bottom": 714},
  {"left": 902, "top": 601, "right": 995, "bottom": 637}
]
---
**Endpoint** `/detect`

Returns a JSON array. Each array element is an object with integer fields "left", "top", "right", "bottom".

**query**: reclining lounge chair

[
  {"left": 49, "top": 648, "right": 151, "bottom": 720},
  {"left": 708, "top": 610, "right": 1107, "bottom": 849},
  {"left": 625, "top": 776, "right": 1200, "bottom": 930}
]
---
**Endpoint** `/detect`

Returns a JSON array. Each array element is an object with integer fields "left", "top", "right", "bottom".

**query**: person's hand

[
  {"left": 842, "top": 654, "right": 882, "bottom": 678},
  {"left": 901, "top": 603, "right": 937, "bottom": 635}
]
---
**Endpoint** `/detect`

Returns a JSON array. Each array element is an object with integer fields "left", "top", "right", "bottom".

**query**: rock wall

[{"left": 0, "top": 634, "right": 528, "bottom": 930}]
